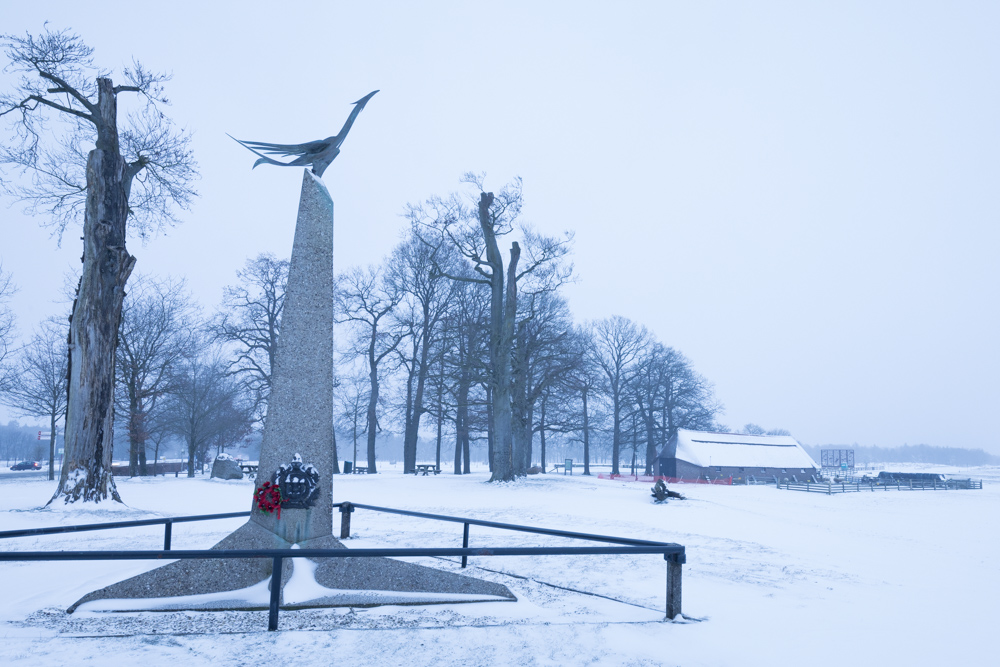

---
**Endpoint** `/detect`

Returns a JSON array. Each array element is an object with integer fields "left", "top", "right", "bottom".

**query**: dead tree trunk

[
  {"left": 51, "top": 78, "right": 135, "bottom": 504},
  {"left": 478, "top": 189, "right": 521, "bottom": 483}
]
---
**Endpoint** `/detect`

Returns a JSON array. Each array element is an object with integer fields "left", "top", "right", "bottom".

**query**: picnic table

[{"left": 413, "top": 464, "right": 441, "bottom": 476}]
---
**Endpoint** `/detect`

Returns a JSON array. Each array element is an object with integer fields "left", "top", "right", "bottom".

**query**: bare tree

[
  {"left": 335, "top": 265, "right": 404, "bottom": 474},
  {"left": 210, "top": 253, "right": 288, "bottom": 422},
  {"left": 115, "top": 275, "right": 199, "bottom": 476},
  {"left": 0, "top": 263, "right": 15, "bottom": 392},
  {"left": 441, "top": 280, "right": 490, "bottom": 474},
  {"left": 334, "top": 369, "right": 370, "bottom": 471},
  {"left": 162, "top": 354, "right": 253, "bottom": 477},
  {"left": 0, "top": 421, "right": 39, "bottom": 466},
  {"left": 0, "top": 321, "right": 67, "bottom": 480},
  {"left": 409, "top": 174, "right": 572, "bottom": 481},
  {"left": 512, "top": 292, "right": 576, "bottom": 473},
  {"left": 0, "top": 28, "right": 198, "bottom": 504},
  {"left": 589, "top": 316, "right": 649, "bottom": 475},
  {"left": 629, "top": 342, "right": 669, "bottom": 474},
  {"left": 388, "top": 233, "right": 454, "bottom": 473},
  {"left": 659, "top": 346, "right": 723, "bottom": 442},
  {"left": 562, "top": 325, "right": 599, "bottom": 474}
]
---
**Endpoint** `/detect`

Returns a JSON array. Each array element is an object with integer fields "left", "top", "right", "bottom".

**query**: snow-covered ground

[{"left": 1, "top": 464, "right": 997, "bottom": 666}]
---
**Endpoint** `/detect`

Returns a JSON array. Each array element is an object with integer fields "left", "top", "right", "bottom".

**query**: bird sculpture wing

[
  {"left": 228, "top": 89, "right": 377, "bottom": 176},
  {"left": 227, "top": 135, "right": 335, "bottom": 170}
]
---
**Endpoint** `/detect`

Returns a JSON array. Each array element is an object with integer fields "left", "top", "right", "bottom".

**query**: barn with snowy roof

[{"left": 654, "top": 428, "right": 819, "bottom": 483}]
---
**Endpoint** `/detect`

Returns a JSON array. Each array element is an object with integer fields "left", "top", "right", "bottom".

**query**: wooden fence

[{"left": 779, "top": 478, "right": 983, "bottom": 494}]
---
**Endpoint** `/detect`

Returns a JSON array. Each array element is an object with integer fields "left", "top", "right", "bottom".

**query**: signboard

[{"left": 820, "top": 449, "right": 855, "bottom": 470}]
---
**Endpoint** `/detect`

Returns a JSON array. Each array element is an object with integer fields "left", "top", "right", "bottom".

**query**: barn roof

[{"left": 664, "top": 429, "right": 818, "bottom": 469}]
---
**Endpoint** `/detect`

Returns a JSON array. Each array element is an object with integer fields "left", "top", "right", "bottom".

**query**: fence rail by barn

[{"left": 779, "top": 478, "right": 983, "bottom": 494}]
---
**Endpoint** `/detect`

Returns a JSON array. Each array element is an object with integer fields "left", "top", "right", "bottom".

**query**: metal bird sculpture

[{"left": 230, "top": 90, "right": 379, "bottom": 178}]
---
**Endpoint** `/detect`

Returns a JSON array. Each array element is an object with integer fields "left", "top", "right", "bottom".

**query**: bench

[{"left": 413, "top": 464, "right": 441, "bottom": 476}]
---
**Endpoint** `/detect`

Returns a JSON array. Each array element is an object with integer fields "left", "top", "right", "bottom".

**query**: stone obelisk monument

[
  {"left": 69, "top": 92, "right": 514, "bottom": 613},
  {"left": 252, "top": 169, "right": 335, "bottom": 547}
]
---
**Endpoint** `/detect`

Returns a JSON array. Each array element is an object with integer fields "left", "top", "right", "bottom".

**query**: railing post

[
  {"left": 163, "top": 520, "right": 172, "bottom": 551},
  {"left": 666, "top": 553, "right": 684, "bottom": 620},
  {"left": 268, "top": 556, "right": 283, "bottom": 631},
  {"left": 339, "top": 502, "right": 355, "bottom": 539},
  {"left": 461, "top": 522, "right": 470, "bottom": 568}
]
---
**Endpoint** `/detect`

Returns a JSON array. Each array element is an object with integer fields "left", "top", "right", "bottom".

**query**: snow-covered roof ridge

[
  {"left": 669, "top": 428, "right": 818, "bottom": 469},
  {"left": 681, "top": 428, "right": 801, "bottom": 447}
]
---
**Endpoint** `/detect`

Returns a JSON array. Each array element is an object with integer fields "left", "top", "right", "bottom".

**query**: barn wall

[
  {"left": 654, "top": 457, "right": 676, "bottom": 477},
  {"left": 655, "top": 458, "right": 818, "bottom": 483}
]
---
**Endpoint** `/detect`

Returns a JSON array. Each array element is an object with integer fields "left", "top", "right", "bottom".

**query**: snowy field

[{"left": 0, "top": 465, "right": 997, "bottom": 666}]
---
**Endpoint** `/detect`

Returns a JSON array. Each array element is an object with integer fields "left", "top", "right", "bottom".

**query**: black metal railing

[
  {"left": 778, "top": 478, "right": 984, "bottom": 493},
  {"left": 0, "top": 503, "right": 686, "bottom": 630},
  {"left": 0, "top": 511, "right": 250, "bottom": 550}
]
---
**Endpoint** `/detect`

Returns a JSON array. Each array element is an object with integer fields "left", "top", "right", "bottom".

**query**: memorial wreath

[{"left": 254, "top": 481, "right": 285, "bottom": 519}]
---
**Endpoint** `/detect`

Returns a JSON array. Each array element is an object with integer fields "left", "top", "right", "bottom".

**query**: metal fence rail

[
  {"left": 779, "top": 479, "right": 983, "bottom": 494},
  {"left": 0, "top": 504, "right": 686, "bottom": 630},
  {"left": 344, "top": 502, "right": 672, "bottom": 546},
  {"left": 0, "top": 511, "right": 251, "bottom": 550}
]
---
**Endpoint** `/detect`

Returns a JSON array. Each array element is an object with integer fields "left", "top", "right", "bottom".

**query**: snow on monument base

[{"left": 68, "top": 522, "right": 515, "bottom": 613}]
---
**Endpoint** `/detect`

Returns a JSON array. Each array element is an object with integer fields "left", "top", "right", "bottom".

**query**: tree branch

[
  {"left": 25, "top": 94, "right": 93, "bottom": 122},
  {"left": 38, "top": 71, "right": 96, "bottom": 114}
]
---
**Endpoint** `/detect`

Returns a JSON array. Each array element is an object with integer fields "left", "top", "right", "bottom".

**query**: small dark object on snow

[{"left": 652, "top": 480, "right": 685, "bottom": 503}]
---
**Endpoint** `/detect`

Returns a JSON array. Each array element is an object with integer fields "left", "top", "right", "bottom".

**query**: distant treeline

[{"left": 801, "top": 443, "right": 1000, "bottom": 467}]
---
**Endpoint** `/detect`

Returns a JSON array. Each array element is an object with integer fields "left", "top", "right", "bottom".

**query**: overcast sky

[{"left": 1, "top": 1, "right": 998, "bottom": 453}]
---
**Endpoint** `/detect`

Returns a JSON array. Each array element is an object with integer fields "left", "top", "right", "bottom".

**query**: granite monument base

[{"left": 68, "top": 520, "right": 515, "bottom": 612}]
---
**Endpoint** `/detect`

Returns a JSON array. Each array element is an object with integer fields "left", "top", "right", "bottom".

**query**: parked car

[{"left": 10, "top": 461, "right": 41, "bottom": 471}]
